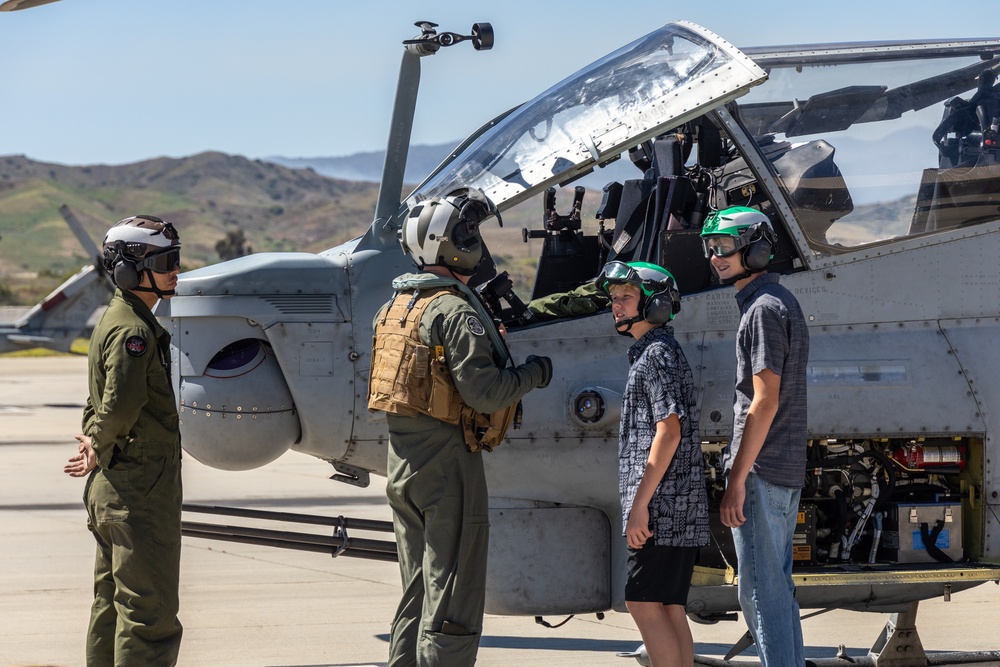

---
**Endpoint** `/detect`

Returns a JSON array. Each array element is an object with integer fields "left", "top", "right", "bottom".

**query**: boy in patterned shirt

[{"left": 596, "top": 260, "right": 710, "bottom": 667}]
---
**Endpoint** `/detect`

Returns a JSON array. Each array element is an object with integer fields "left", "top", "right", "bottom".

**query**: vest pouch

[
  {"left": 369, "top": 335, "right": 423, "bottom": 417},
  {"left": 412, "top": 344, "right": 429, "bottom": 379},
  {"left": 460, "top": 401, "right": 518, "bottom": 453},
  {"left": 428, "top": 357, "right": 461, "bottom": 423},
  {"left": 402, "top": 343, "right": 432, "bottom": 408}
]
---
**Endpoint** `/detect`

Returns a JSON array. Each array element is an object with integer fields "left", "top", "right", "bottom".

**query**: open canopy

[{"left": 410, "top": 21, "right": 767, "bottom": 211}]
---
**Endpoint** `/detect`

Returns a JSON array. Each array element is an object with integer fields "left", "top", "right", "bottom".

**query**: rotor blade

[
  {"left": 58, "top": 205, "right": 102, "bottom": 265},
  {"left": 0, "top": 0, "right": 61, "bottom": 11}
]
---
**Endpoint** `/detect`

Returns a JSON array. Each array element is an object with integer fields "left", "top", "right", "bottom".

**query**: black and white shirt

[{"left": 619, "top": 326, "right": 710, "bottom": 547}]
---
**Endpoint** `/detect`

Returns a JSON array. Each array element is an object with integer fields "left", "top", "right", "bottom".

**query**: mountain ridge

[
  {"left": 266, "top": 142, "right": 456, "bottom": 184},
  {"left": 0, "top": 151, "right": 382, "bottom": 278}
]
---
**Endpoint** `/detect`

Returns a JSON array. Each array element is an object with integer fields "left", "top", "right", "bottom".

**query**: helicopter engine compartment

[{"left": 700, "top": 437, "right": 983, "bottom": 570}]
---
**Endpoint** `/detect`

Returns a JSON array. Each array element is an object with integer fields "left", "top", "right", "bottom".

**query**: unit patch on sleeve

[
  {"left": 466, "top": 316, "right": 486, "bottom": 336},
  {"left": 125, "top": 336, "right": 147, "bottom": 357}
]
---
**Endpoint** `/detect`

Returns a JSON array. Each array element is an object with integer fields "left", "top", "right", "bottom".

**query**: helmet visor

[
  {"left": 596, "top": 261, "right": 636, "bottom": 292},
  {"left": 596, "top": 260, "right": 667, "bottom": 297},
  {"left": 702, "top": 235, "right": 740, "bottom": 258},
  {"left": 139, "top": 247, "right": 181, "bottom": 273}
]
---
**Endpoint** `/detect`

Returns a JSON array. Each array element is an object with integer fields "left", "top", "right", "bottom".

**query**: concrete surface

[{"left": 1, "top": 356, "right": 998, "bottom": 667}]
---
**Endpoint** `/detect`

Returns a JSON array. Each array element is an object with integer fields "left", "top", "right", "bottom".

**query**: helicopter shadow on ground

[
  {"left": 375, "top": 632, "right": 637, "bottom": 653},
  {"left": 722, "top": 644, "right": 874, "bottom": 661},
  {"left": 372, "top": 633, "right": 874, "bottom": 658}
]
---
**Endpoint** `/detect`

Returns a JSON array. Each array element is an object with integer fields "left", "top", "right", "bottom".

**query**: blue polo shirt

[{"left": 725, "top": 273, "right": 809, "bottom": 488}]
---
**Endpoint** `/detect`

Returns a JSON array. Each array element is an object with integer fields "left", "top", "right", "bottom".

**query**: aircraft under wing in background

[
  {"left": 0, "top": 205, "right": 111, "bottom": 354},
  {"left": 159, "top": 21, "right": 1000, "bottom": 664}
]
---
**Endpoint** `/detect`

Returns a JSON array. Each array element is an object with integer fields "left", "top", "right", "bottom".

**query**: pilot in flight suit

[
  {"left": 368, "top": 188, "right": 552, "bottom": 667},
  {"left": 64, "top": 215, "right": 184, "bottom": 667}
]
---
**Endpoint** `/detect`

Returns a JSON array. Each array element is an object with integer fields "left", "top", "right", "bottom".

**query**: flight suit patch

[
  {"left": 466, "top": 316, "right": 485, "bottom": 336},
  {"left": 125, "top": 336, "right": 147, "bottom": 357}
]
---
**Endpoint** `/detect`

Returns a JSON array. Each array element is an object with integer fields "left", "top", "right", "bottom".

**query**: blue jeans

[{"left": 731, "top": 472, "right": 804, "bottom": 667}]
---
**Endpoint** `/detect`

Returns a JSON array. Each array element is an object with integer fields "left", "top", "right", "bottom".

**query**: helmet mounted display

[{"left": 399, "top": 187, "right": 499, "bottom": 276}]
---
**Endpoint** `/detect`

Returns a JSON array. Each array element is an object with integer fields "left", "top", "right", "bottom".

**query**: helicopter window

[
  {"left": 414, "top": 24, "right": 740, "bottom": 207},
  {"left": 733, "top": 55, "right": 1000, "bottom": 256}
]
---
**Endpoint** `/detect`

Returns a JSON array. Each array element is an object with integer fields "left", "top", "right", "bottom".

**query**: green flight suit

[
  {"left": 525, "top": 281, "right": 610, "bottom": 321},
  {"left": 81, "top": 288, "right": 183, "bottom": 667},
  {"left": 376, "top": 273, "right": 546, "bottom": 667}
]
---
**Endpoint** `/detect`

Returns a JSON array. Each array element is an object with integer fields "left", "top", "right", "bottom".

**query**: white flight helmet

[
  {"left": 102, "top": 214, "right": 181, "bottom": 293},
  {"left": 399, "top": 188, "right": 498, "bottom": 276}
]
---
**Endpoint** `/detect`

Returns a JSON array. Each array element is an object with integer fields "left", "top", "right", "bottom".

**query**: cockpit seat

[
  {"left": 972, "top": 70, "right": 999, "bottom": 134},
  {"left": 933, "top": 70, "right": 1000, "bottom": 169},
  {"left": 771, "top": 140, "right": 854, "bottom": 245}
]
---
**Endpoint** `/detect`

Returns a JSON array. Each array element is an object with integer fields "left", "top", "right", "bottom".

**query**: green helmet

[
  {"left": 700, "top": 206, "right": 775, "bottom": 272},
  {"left": 595, "top": 260, "right": 680, "bottom": 326}
]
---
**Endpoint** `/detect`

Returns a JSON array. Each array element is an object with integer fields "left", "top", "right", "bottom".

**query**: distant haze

[
  {"left": 268, "top": 142, "right": 643, "bottom": 192},
  {"left": 267, "top": 143, "right": 457, "bottom": 185}
]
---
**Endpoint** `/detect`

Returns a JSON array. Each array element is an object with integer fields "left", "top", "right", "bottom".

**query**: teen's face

[
  {"left": 709, "top": 250, "right": 745, "bottom": 283},
  {"left": 610, "top": 285, "right": 641, "bottom": 325}
]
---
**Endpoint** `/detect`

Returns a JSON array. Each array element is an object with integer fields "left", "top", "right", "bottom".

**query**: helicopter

[
  {"left": 149, "top": 20, "right": 1000, "bottom": 664},
  {"left": 0, "top": 205, "right": 111, "bottom": 355}
]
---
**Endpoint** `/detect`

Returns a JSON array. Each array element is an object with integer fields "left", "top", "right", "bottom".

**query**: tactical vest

[{"left": 367, "top": 286, "right": 518, "bottom": 452}]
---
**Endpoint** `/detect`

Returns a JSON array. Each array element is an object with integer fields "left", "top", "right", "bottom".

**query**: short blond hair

[{"left": 608, "top": 283, "right": 641, "bottom": 298}]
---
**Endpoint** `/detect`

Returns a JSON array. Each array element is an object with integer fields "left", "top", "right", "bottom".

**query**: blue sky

[{"left": 1, "top": 0, "right": 998, "bottom": 166}]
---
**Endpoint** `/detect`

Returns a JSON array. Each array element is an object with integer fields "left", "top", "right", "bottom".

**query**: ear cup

[
  {"left": 643, "top": 285, "right": 681, "bottom": 324},
  {"left": 113, "top": 259, "right": 140, "bottom": 290},
  {"left": 741, "top": 222, "right": 775, "bottom": 271},
  {"left": 643, "top": 295, "right": 671, "bottom": 324}
]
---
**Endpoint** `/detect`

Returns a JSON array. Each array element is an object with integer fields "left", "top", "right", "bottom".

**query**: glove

[{"left": 525, "top": 354, "right": 553, "bottom": 389}]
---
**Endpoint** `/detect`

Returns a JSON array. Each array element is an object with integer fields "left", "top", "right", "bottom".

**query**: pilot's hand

[
  {"left": 720, "top": 478, "right": 747, "bottom": 528},
  {"left": 64, "top": 434, "right": 97, "bottom": 478},
  {"left": 525, "top": 354, "right": 552, "bottom": 388},
  {"left": 625, "top": 505, "right": 652, "bottom": 549}
]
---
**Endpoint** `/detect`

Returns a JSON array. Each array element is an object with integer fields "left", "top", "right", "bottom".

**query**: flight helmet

[
  {"left": 400, "top": 188, "right": 498, "bottom": 276},
  {"left": 595, "top": 260, "right": 680, "bottom": 332},
  {"left": 102, "top": 214, "right": 181, "bottom": 294},
  {"left": 700, "top": 206, "right": 775, "bottom": 274}
]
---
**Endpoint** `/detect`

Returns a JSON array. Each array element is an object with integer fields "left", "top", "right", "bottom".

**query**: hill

[
  {"left": 0, "top": 152, "right": 381, "bottom": 279},
  {"left": 0, "top": 148, "right": 920, "bottom": 307},
  {"left": 0, "top": 150, "right": 547, "bottom": 304}
]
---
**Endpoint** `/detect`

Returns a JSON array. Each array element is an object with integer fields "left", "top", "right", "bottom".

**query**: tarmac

[{"left": 1, "top": 355, "right": 998, "bottom": 667}]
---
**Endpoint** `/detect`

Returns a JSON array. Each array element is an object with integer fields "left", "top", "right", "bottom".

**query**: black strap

[{"left": 919, "top": 520, "right": 954, "bottom": 563}]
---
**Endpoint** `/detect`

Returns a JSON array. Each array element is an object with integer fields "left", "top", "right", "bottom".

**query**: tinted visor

[
  {"left": 702, "top": 235, "right": 740, "bottom": 258},
  {"left": 139, "top": 247, "right": 181, "bottom": 273}
]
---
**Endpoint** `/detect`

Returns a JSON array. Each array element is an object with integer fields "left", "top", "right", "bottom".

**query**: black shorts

[{"left": 624, "top": 543, "right": 698, "bottom": 605}]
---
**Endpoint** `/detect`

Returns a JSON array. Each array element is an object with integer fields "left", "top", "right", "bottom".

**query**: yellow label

[{"left": 435, "top": 345, "right": 445, "bottom": 361}]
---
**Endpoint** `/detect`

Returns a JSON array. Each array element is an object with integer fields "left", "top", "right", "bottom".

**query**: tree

[{"left": 216, "top": 229, "right": 253, "bottom": 261}]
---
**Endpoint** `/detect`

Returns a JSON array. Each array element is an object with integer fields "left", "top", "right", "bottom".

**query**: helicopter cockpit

[{"left": 409, "top": 25, "right": 1000, "bottom": 325}]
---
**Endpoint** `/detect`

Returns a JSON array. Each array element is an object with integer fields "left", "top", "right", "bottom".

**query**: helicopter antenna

[{"left": 373, "top": 21, "right": 494, "bottom": 245}]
